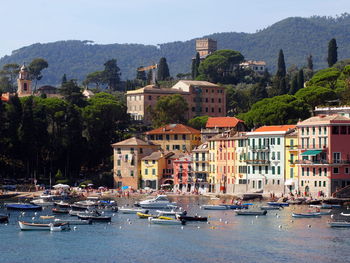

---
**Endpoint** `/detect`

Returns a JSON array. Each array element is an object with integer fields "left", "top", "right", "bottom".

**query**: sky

[{"left": 0, "top": 0, "right": 349, "bottom": 58}]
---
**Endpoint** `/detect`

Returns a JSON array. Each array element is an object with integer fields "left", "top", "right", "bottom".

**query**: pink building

[
  {"left": 296, "top": 115, "right": 350, "bottom": 197},
  {"left": 173, "top": 155, "right": 193, "bottom": 192}
]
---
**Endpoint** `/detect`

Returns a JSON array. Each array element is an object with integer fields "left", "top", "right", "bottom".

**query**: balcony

[
  {"left": 249, "top": 145, "right": 270, "bottom": 152},
  {"left": 194, "top": 158, "right": 207, "bottom": 162},
  {"left": 246, "top": 159, "right": 270, "bottom": 165},
  {"left": 295, "top": 159, "right": 350, "bottom": 165}
]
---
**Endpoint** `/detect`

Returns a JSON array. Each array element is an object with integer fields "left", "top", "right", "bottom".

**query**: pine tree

[
  {"left": 157, "top": 57, "right": 170, "bottom": 81},
  {"left": 102, "top": 59, "right": 121, "bottom": 91},
  {"left": 328, "top": 38, "right": 338, "bottom": 67},
  {"left": 136, "top": 67, "right": 146, "bottom": 81},
  {"left": 191, "top": 52, "right": 200, "bottom": 79},
  {"left": 307, "top": 54, "right": 313, "bottom": 71},
  {"left": 297, "top": 69, "right": 304, "bottom": 91},
  {"left": 276, "top": 49, "right": 286, "bottom": 78}
]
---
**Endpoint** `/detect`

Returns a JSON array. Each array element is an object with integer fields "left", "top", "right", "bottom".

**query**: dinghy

[
  {"left": 148, "top": 217, "right": 185, "bottom": 225},
  {"left": 156, "top": 210, "right": 184, "bottom": 216},
  {"left": 202, "top": 205, "right": 228, "bottom": 210},
  {"left": 292, "top": 213, "right": 321, "bottom": 218},
  {"left": 50, "top": 223, "right": 70, "bottom": 232},
  {"left": 18, "top": 221, "right": 69, "bottom": 231},
  {"left": 52, "top": 208, "right": 69, "bottom": 214},
  {"left": 119, "top": 207, "right": 148, "bottom": 214},
  {"left": 260, "top": 206, "right": 281, "bottom": 210},
  {"left": 236, "top": 210, "right": 267, "bottom": 216},
  {"left": 54, "top": 219, "right": 92, "bottom": 225},
  {"left": 176, "top": 214, "right": 208, "bottom": 222},
  {"left": 267, "top": 202, "right": 289, "bottom": 207},
  {"left": 340, "top": 212, "right": 350, "bottom": 217},
  {"left": 77, "top": 214, "right": 111, "bottom": 222},
  {"left": 329, "top": 221, "right": 350, "bottom": 227},
  {"left": 6, "top": 203, "right": 42, "bottom": 211},
  {"left": 0, "top": 214, "right": 9, "bottom": 223}
]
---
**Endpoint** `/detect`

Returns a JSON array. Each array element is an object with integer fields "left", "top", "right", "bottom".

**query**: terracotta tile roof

[
  {"left": 177, "top": 80, "right": 219, "bottom": 87},
  {"left": 142, "top": 151, "right": 174, "bottom": 161},
  {"left": 206, "top": 117, "right": 244, "bottom": 128},
  {"left": 111, "top": 137, "right": 158, "bottom": 147},
  {"left": 298, "top": 114, "right": 350, "bottom": 125},
  {"left": 126, "top": 85, "right": 188, "bottom": 95},
  {"left": 253, "top": 125, "right": 296, "bottom": 132},
  {"left": 145, "top": 124, "right": 200, "bottom": 135}
]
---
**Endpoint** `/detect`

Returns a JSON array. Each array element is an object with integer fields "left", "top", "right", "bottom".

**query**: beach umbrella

[
  {"left": 122, "top": 186, "right": 129, "bottom": 190},
  {"left": 53, "top": 184, "right": 70, "bottom": 189}
]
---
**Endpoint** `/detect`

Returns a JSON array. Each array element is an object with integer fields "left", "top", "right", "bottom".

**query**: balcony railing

[
  {"left": 295, "top": 159, "right": 350, "bottom": 165},
  {"left": 249, "top": 145, "right": 270, "bottom": 151},
  {"left": 245, "top": 159, "right": 270, "bottom": 165}
]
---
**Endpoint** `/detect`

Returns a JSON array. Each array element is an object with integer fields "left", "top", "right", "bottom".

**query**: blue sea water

[{"left": 1, "top": 196, "right": 350, "bottom": 263}]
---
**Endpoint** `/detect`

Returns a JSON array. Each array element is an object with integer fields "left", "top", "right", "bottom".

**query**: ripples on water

[{"left": 1, "top": 196, "right": 350, "bottom": 263}]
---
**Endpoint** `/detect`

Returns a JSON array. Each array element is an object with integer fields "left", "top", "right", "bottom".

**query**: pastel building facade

[
  {"left": 296, "top": 115, "right": 350, "bottom": 197},
  {"left": 173, "top": 155, "right": 193, "bottom": 192},
  {"left": 245, "top": 125, "right": 296, "bottom": 195},
  {"left": 285, "top": 131, "right": 299, "bottom": 193},
  {"left": 192, "top": 142, "right": 210, "bottom": 193}
]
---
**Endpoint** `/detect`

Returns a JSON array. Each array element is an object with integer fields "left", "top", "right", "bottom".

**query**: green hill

[{"left": 1, "top": 14, "right": 350, "bottom": 86}]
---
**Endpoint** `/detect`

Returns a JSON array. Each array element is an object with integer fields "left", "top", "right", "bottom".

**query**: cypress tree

[
  {"left": 191, "top": 52, "right": 200, "bottom": 79},
  {"left": 157, "top": 57, "right": 170, "bottom": 81},
  {"left": 328, "top": 38, "right": 338, "bottom": 67},
  {"left": 276, "top": 49, "right": 286, "bottom": 78},
  {"left": 147, "top": 70, "right": 153, "bottom": 85},
  {"left": 61, "top": 74, "right": 67, "bottom": 86},
  {"left": 288, "top": 75, "right": 298, "bottom": 95},
  {"left": 136, "top": 66, "right": 146, "bottom": 81},
  {"left": 297, "top": 69, "right": 304, "bottom": 91},
  {"left": 307, "top": 54, "right": 313, "bottom": 71}
]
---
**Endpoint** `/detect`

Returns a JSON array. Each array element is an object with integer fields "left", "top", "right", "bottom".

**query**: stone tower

[
  {"left": 195, "top": 38, "right": 217, "bottom": 57},
  {"left": 17, "top": 64, "right": 32, "bottom": 97}
]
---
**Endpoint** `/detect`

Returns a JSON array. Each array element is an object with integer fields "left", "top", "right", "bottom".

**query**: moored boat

[
  {"left": 156, "top": 210, "right": 184, "bottom": 216},
  {"left": 40, "top": 215, "right": 55, "bottom": 219},
  {"left": 148, "top": 217, "right": 185, "bottom": 225},
  {"left": 31, "top": 198, "right": 54, "bottom": 207},
  {"left": 222, "top": 204, "right": 249, "bottom": 210},
  {"left": 77, "top": 214, "right": 111, "bottom": 222},
  {"left": 54, "top": 219, "right": 92, "bottom": 225},
  {"left": 312, "top": 210, "right": 332, "bottom": 216},
  {"left": 292, "top": 213, "right": 321, "bottom": 218},
  {"left": 176, "top": 215, "right": 208, "bottom": 221},
  {"left": 340, "top": 212, "right": 350, "bottom": 217},
  {"left": 138, "top": 195, "right": 177, "bottom": 209},
  {"left": 18, "top": 221, "right": 69, "bottom": 231},
  {"left": 50, "top": 223, "right": 70, "bottom": 232},
  {"left": 202, "top": 205, "right": 228, "bottom": 210},
  {"left": 6, "top": 203, "right": 42, "bottom": 211},
  {"left": 54, "top": 201, "right": 71, "bottom": 208},
  {"left": 329, "top": 221, "right": 350, "bottom": 227},
  {"left": 119, "top": 207, "right": 148, "bottom": 214},
  {"left": 267, "top": 202, "right": 289, "bottom": 207},
  {"left": 260, "top": 206, "right": 281, "bottom": 210},
  {"left": 52, "top": 208, "right": 69, "bottom": 214},
  {"left": 236, "top": 210, "right": 267, "bottom": 216},
  {"left": 0, "top": 214, "right": 9, "bottom": 223}
]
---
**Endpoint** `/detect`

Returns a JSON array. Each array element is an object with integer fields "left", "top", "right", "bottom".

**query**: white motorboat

[
  {"left": 329, "top": 221, "right": 350, "bottom": 227},
  {"left": 54, "top": 219, "right": 92, "bottom": 225},
  {"left": 201, "top": 205, "right": 228, "bottom": 210},
  {"left": 148, "top": 217, "right": 185, "bottom": 225},
  {"left": 18, "top": 221, "right": 69, "bottom": 231},
  {"left": 50, "top": 223, "right": 70, "bottom": 232},
  {"left": 138, "top": 195, "right": 177, "bottom": 209},
  {"left": 340, "top": 212, "right": 350, "bottom": 217},
  {"left": 54, "top": 201, "right": 71, "bottom": 208},
  {"left": 156, "top": 210, "right": 184, "bottom": 216},
  {"left": 119, "top": 207, "right": 148, "bottom": 214},
  {"left": 31, "top": 198, "right": 55, "bottom": 207}
]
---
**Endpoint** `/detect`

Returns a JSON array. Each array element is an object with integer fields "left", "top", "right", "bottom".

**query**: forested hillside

[{"left": 1, "top": 14, "right": 350, "bottom": 85}]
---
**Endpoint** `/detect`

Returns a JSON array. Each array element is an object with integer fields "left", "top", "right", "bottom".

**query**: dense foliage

[{"left": 2, "top": 15, "right": 350, "bottom": 85}]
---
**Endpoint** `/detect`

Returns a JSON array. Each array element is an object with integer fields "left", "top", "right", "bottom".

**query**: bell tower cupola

[{"left": 17, "top": 63, "right": 32, "bottom": 97}]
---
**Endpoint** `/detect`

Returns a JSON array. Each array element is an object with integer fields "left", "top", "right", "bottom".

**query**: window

[
  {"left": 182, "top": 135, "right": 186, "bottom": 140},
  {"left": 302, "top": 168, "right": 305, "bottom": 176},
  {"left": 211, "top": 108, "right": 214, "bottom": 113},
  {"left": 277, "top": 180, "right": 280, "bottom": 185},
  {"left": 319, "top": 168, "right": 322, "bottom": 176},
  {"left": 341, "top": 126, "right": 347, "bottom": 134},
  {"left": 324, "top": 127, "right": 327, "bottom": 135},
  {"left": 174, "top": 135, "right": 178, "bottom": 140},
  {"left": 265, "top": 166, "right": 268, "bottom": 174},
  {"left": 318, "top": 127, "right": 321, "bottom": 135},
  {"left": 312, "top": 168, "right": 316, "bottom": 176},
  {"left": 323, "top": 181, "right": 326, "bottom": 187},
  {"left": 117, "top": 148, "right": 121, "bottom": 154},
  {"left": 152, "top": 169, "right": 156, "bottom": 175},
  {"left": 333, "top": 167, "right": 339, "bottom": 174},
  {"left": 117, "top": 160, "right": 121, "bottom": 166},
  {"left": 117, "top": 170, "right": 121, "bottom": 176},
  {"left": 206, "top": 107, "right": 208, "bottom": 112},
  {"left": 218, "top": 108, "right": 221, "bottom": 113},
  {"left": 314, "top": 181, "right": 317, "bottom": 187},
  {"left": 252, "top": 166, "right": 255, "bottom": 174},
  {"left": 332, "top": 126, "right": 339, "bottom": 134},
  {"left": 319, "top": 181, "right": 322, "bottom": 187},
  {"left": 218, "top": 98, "right": 221, "bottom": 103},
  {"left": 145, "top": 169, "right": 148, "bottom": 175},
  {"left": 312, "top": 127, "right": 315, "bottom": 135},
  {"left": 312, "top": 138, "right": 315, "bottom": 148},
  {"left": 333, "top": 152, "right": 341, "bottom": 163},
  {"left": 182, "top": 145, "right": 186, "bottom": 151},
  {"left": 130, "top": 170, "right": 134, "bottom": 177},
  {"left": 192, "top": 107, "right": 195, "bottom": 112},
  {"left": 272, "top": 166, "right": 275, "bottom": 175},
  {"left": 301, "top": 180, "right": 304, "bottom": 186},
  {"left": 148, "top": 95, "right": 152, "bottom": 100},
  {"left": 277, "top": 152, "right": 280, "bottom": 160},
  {"left": 302, "top": 128, "right": 304, "bottom": 135},
  {"left": 166, "top": 145, "right": 170, "bottom": 151},
  {"left": 324, "top": 168, "right": 327, "bottom": 177},
  {"left": 307, "top": 168, "right": 309, "bottom": 176},
  {"left": 290, "top": 168, "right": 294, "bottom": 178},
  {"left": 346, "top": 167, "right": 349, "bottom": 174},
  {"left": 277, "top": 166, "right": 281, "bottom": 175},
  {"left": 152, "top": 160, "right": 155, "bottom": 164},
  {"left": 211, "top": 98, "right": 214, "bottom": 103}
]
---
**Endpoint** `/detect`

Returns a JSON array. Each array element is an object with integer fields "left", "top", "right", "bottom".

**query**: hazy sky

[{"left": 1, "top": 0, "right": 349, "bottom": 57}]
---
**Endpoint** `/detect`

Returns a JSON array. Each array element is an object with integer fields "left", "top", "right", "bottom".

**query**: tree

[
  {"left": 188, "top": 116, "right": 209, "bottom": 130},
  {"left": 307, "top": 54, "right": 313, "bottom": 71},
  {"left": 150, "top": 94, "right": 188, "bottom": 127},
  {"left": 84, "top": 71, "right": 104, "bottom": 89},
  {"left": 289, "top": 74, "right": 298, "bottom": 95},
  {"left": 250, "top": 82, "right": 268, "bottom": 104},
  {"left": 136, "top": 67, "right": 147, "bottom": 81},
  {"left": 102, "top": 59, "right": 121, "bottom": 91},
  {"left": 0, "top": 63, "right": 20, "bottom": 93},
  {"left": 59, "top": 80, "right": 85, "bottom": 107},
  {"left": 297, "top": 69, "right": 305, "bottom": 91},
  {"left": 307, "top": 68, "right": 340, "bottom": 89},
  {"left": 157, "top": 57, "right": 170, "bottom": 81},
  {"left": 276, "top": 49, "right": 286, "bottom": 78},
  {"left": 28, "top": 58, "right": 49, "bottom": 90},
  {"left": 61, "top": 74, "right": 67, "bottom": 86},
  {"left": 191, "top": 52, "right": 200, "bottom": 79},
  {"left": 295, "top": 85, "right": 337, "bottom": 108},
  {"left": 147, "top": 70, "right": 153, "bottom": 85},
  {"left": 328, "top": 38, "right": 338, "bottom": 67}
]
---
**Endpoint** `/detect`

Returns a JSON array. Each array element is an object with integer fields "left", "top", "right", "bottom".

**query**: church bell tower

[{"left": 17, "top": 64, "right": 32, "bottom": 97}]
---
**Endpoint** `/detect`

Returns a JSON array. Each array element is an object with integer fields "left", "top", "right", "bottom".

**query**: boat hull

[
  {"left": 6, "top": 204, "right": 42, "bottom": 211},
  {"left": 149, "top": 218, "right": 185, "bottom": 225},
  {"left": 202, "top": 205, "right": 228, "bottom": 210},
  {"left": 329, "top": 221, "right": 350, "bottom": 227},
  {"left": 19, "top": 221, "right": 69, "bottom": 231},
  {"left": 77, "top": 215, "right": 111, "bottom": 222},
  {"left": 267, "top": 202, "right": 289, "bottom": 207},
  {"left": 236, "top": 210, "right": 267, "bottom": 216},
  {"left": 292, "top": 213, "right": 321, "bottom": 218},
  {"left": 260, "top": 206, "right": 280, "bottom": 210}
]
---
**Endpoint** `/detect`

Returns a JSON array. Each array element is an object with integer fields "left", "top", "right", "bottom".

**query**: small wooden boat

[
  {"left": 54, "top": 219, "right": 92, "bottom": 225},
  {"left": 202, "top": 205, "right": 228, "bottom": 210},
  {"left": 31, "top": 198, "right": 54, "bottom": 207},
  {"left": 222, "top": 205, "right": 249, "bottom": 210},
  {"left": 6, "top": 203, "right": 42, "bottom": 211},
  {"left": 329, "top": 221, "right": 350, "bottom": 227},
  {"left": 77, "top": 214, "right": 111, "bottom": 222},
  {"left": 260, "top": 206, "right": 281, "bottom": 210},
  {"left": 54, "top": 201, "right": 71, "bottom": 208},
  {"left": 340, "top": 212, "right": 350, "bottom": 217},
  {"left": 312, "top": 210, "right": 332, "bottom": 216},
  {"left": 50, "top": 223, "right": 70, "bottom": 232},
  {"left": 0, "top": 214, "right": 9, "bottom": 223},
  {"left": 267, "top": 202, "right": 289, "bottom": 207},
  {"left": 119, "top": 207, "right": 148, "bottom": 214},
  {"left": 137, "top": 212, "right": 158, "bottom": 219},
  {"left": 19, "top": 221, "right": 69, "bottom": 231},
  {"left": 40, "top": 215, "right": 55, "bottom": 219},
  {"left": 292, "top": 213, "right": 321, "bottom": 218},
  {"left": 148, "top": 217, "right": 185, "bottom": 225},
  {"left": 236, "top": 210, "right": 267, "bottom": 216},
  {"left": 52, "top": 208, "right": 69, "bottom": 214},
  {"left": 176, "top": 215, "right": 208, "bottom": 221},
  {"left": 310, "top": 204, "right": 340, "bottom": 209}
]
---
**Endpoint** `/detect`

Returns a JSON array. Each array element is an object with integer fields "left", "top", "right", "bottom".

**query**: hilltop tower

[
  {"left": 17, "top": 64, "right": 32, "bottom": 97},
  {"left": 196, "top": 38, "right": 217, "bottom": 57}
]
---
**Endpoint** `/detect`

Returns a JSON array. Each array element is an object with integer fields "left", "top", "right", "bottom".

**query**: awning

[
  {"left": 284, "top": 179, "right": 295, "bottom": 186},
  {"left": 301, "top": 150, "right": 322, "bottom": 156}
]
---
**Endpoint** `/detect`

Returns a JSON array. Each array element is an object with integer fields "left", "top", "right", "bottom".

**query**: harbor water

[{"left": 1, "top": 196, "right": 350, "bottom": 263}]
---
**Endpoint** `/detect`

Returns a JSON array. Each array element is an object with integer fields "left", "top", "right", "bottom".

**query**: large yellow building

[
  {"left": 144, "top": 124, "right": 201, "bottom": 153},
  {"left": 285, "top": 131, "right": 299, "bottom": 194}
]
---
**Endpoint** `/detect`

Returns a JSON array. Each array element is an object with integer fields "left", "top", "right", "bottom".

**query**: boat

[
  {"left": 0, "top": 214, "right": 9, "bottom": 223},
  {"left": 287, "top": 200, "right": 303, "bottom": 205},
  {"left": 329, "top": 221, "right": 350, "bottom": 227},
  {"left": 50, "top": 223, "right": 70, "bottom": 232},
  {"left": 176, "top": 215, "right": 208, "bottom": 222},
  {"left": 40, "top": 215, "right": 55, "bottom": 219},
  {"left": 222, "top": 204, "right": 249, "bottom": 210},
  {"left": 6, "top": 203, "right": 42, "bottom": 211},
  {"left": 340, "top": 212, "right": 350, "bottom": 217},
  {"left": 54, "top": 201, "right": 71, "bottom": 208},
  {"left": 69, "top": 210, "right": 84, "bottom": 216},
  {"left": 18, "top": 221, "right": 69, "bottom": 231},
  {"left": 137, "top": 212, "right": 158, "bottom": 219},
  {"left": 148, "top": 217, "right": 185, "bottom": 225},
  {"left": 156, "top": 210, "right": 184, "bottom": 216},
  {"left": 260, "top": 206, "right": 281, "bottom": 210},
  {"left": 292, "top": 213, "right": 321, "bottom": 218},
  {"left": 52, "top": 208, "right": 69, "bottom": 214},
  {"left": 267, "top": 202, "right": 289, "bottom": 207},
  {"left": 77, "top": 214, "right": 111, "bottom": 222},
  {"left": 138, "top": 195, "right": 177, "bottom": 209},
  {"left": 54, "top": 219, "right": 92, "bottom": 225},
  {"left": 31, "top": 198, "right": 54, "bottom": 207},
  {"left": 236, "top": 210, "right": 267, "bottom": 216},
  {"left": 310, "top": 204, "right": 341, "bottom": 209},
  {"left": 311, "top": 210, "right": 332, "bottom": 216},
  {"left": 0, "top": 193, "right": 19, "bottom": 199},
  {"left": 305, "top": 199, "right": 321, "bottom": 205},
  {"left": 119, "top": 207, "right": 148, "bottom": 214},
  {"left": 201, "top": 205, "right": 228, "bottom": 210}
]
